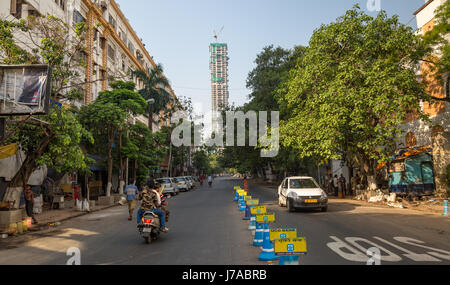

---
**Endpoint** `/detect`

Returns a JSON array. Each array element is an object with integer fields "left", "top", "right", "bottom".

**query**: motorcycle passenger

[{"left": 137, "top": 181, "right": 169, "bottom": 233}]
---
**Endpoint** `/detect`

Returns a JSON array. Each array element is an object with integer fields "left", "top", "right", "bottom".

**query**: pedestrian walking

[
  {"left": 339, "top": 174, "right": 347, "bottom": 196},
  {"left": 333, "top": 175, "right": 339, "bottom": 197},
  {"left": 24, "top": 185, "right": 38, "bottom": 224},
  {"left": 124, "top": 180, "right": 138, "bottom": 221}
]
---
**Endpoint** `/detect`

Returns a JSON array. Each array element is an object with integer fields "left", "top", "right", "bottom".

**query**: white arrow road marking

[
  {"left": 373, "top": 237, "right": 440, "bottom": 262},
  {"left": 345, "top": 237, "right": 402, "bottom": 262},
  {"left": 394, "top": 237, "right": 450, "bottom": 261}
]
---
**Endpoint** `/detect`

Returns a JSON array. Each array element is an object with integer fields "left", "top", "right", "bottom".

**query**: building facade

[
  {"left": 397, "top": 0, "right": 449, "bottom": 197},
  {"left": 209, "top": 42, "right": 229, "bottom": 132},
  {"left": 1, "top": 0, "right": 177, "bottom": 192},
  {"left": 1, "top": 0, "right": 176, "bottom": 130}
]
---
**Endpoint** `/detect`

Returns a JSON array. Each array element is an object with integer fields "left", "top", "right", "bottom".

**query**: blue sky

[{"left": 116, "top": 0, "right": 425, "bottom": 110}]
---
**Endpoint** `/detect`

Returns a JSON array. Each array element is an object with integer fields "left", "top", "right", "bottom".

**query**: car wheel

[{"left": 287, "top": 199, "right": 295, "bottom": 212}]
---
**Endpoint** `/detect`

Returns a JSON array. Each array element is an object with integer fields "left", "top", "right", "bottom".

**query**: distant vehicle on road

[
  {"left": 278, "top": 176, "right": 328, "bottom": 212},
  {"left": 156, "top": 178, "right": 178, "bottom": 197},
  {"left": 175, "top": 177, "right": 189, "bottom": 192}
]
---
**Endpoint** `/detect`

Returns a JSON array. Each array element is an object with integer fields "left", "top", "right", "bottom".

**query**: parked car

[
  {"left": 185, "top": 176, "right": 195, "bottom": 189},
  {"left": 156, "top": 177, "right": 178, "bottom": 196},
  {"left": 278, "top": 176, "right": 328, "bottom": 212},
  {"left": 175, "top": 177, "right": 190, "bottom": 192}
]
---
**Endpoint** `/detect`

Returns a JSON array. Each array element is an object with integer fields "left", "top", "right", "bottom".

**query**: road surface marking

[
  {"left": 373, "top": 237, "right": 441, "bottom": 262},
  {"left": 393, "top": 237, "right": 450, "bottom": 261},
  {"left": 344, "top": 237, "right": 402, "bottom": 262},
  {"left": 326, "top": 236, "right": 369, "bottom": 262},
  {"left": 328, "top": 236, "right": 448, "bottom": 263}
]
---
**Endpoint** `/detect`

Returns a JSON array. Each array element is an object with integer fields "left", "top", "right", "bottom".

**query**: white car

[
  {"left": 175, "top": 177, "right": 189, "bottom": 192},
  {"left": 156, "top": 177, "right": 179, "bottom": 196},
  {"left": 278, "top": 176, "right": 328, "bottom": 212},
  {"left": 185, "top": 176, "right": 196, "bottom": 189}
]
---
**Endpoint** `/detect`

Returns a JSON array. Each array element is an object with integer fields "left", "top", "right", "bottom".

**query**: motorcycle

[{"left": 138, "top": 211, "right": 161, "bottom": 244}]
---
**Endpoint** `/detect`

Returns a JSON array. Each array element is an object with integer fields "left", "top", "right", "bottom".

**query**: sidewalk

[
  {"left": 0, "top": 201, "right": 122, "bottom": 246},
  {"left": 249, "top": 178, "right": 448, "bottom": 216}
]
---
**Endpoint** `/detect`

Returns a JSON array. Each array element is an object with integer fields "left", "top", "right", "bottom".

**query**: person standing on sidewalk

[
  {"left": 124, "top": 180, "right": 138, "bottom": 221},
  {"left": 339, "top": 174, "right": 347, "bottom": 197},
  {"left": 333, "top": 175, "right": 339, "bottom": 197},
  {"left": 24, "top": 185, "right": 38, "bottom": 224}
]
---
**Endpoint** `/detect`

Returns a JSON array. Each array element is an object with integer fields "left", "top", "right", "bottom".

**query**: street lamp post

[{"left": 146, "top": 98, "right": 155, "bottom": 133}]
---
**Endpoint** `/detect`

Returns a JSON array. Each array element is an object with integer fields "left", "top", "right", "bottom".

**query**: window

[
  {"left": 108, "top": 15, "right": 117, "bottom": 30},
  {"left": 288, "top": 178, "right": 319, "bottom": 189},
  {"left": 10, "top": 0, "right": 22, "bottom": 19},
  {"left": 107, "top": 44, "right": 116, "bottom": 61},
  {"left": 73, "top": 9, "right": 85, "bottom": 26},
  {"left": 128, "top": 41, "right": 135, "bottom": 54}
]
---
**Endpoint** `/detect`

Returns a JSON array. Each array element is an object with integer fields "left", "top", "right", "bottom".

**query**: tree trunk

[
  {"left": 106, "top": 129, "right": 114, "bottom": 197},
  {"left": 9, "top": 134, "right": 54, "bottom": 187},
  {"left": 118, "top": 128, "right": 125, "bottom": 195},
  {"left": 133, "top": 159, "right": 138, "bottom": 183},
  {"left": 148, "top": 112, "right": 154, "bottom": 133},
  {"left": 167, "top": 142, "right": 172, "bottom": 177}
]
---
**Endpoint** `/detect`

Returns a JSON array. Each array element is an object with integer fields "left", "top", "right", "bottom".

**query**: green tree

[
  {"left": 1, "top": 15, "right": 94, "bottom": 187},
  {"left": 133, "top": 64, "right": 173, "bottom": 132},
  {"left": 278, "top": 6, "right": 430, "bottom": 188},
  {"left": 124, "top": 123, "right": 166, "bottom": 186},
  {"left": 79, "top": 81, "right": 146, "bottom": 196},
  {"left": 219, "top": 45, "right": 311, "bottom": 179},
  {"left": 7, "top": 108, "right": 93, "bottom": 187}
]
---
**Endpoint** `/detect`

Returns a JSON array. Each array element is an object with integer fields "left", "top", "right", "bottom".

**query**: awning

[
  {"left": 0, "top": 143, "right": 18, "bottom": 159},
  {"left": 377, "top": 146, "right": 432, "bottom": 170}
]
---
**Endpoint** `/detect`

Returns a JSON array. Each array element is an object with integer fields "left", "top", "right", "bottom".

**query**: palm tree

[{"left": 133, "top": 63, "right": 173, "bottom": 132}]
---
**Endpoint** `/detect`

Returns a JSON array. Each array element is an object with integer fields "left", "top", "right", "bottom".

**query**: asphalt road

[{"left": 0, "top": 177, "right": 449, "bottom": 265}]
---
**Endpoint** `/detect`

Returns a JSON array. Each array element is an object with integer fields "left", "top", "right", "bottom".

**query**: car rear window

[{"left": 289, "top": 179, "right": 319, "bottom": 189}]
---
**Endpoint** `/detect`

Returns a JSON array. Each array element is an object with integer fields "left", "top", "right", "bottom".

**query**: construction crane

[{"left": 213, "top": 26, "right": 224, "bottom": 42}]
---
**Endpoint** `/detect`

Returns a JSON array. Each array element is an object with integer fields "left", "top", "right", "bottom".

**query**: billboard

[{"left": 0, "top": 65, "right": 52, "bottom": 116}]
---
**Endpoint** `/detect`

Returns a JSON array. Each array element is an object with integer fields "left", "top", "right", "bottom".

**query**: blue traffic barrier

[
  {"left": 258, "top": 222, "right": 279, "bottom": 261},
  {"left": 243, "top": 205, "right": 251, "bottom": 220},
  {"left": 234, "top": 191, "right": 239, "bottom": 201},
  {"left": 253, "top": 222, "right": 264, "bottom": 247},
  {"left": 444, "top": 200, "right": 448, "bottom": 216},
  {"left": 248, "top": 215, "right": 256, "bottom": 232},
  {"left": 279, "top": 255, "right": 299, "bottom": 265},
  {"left": 239, "top": 200, "right": 246, "bottom": 212}
]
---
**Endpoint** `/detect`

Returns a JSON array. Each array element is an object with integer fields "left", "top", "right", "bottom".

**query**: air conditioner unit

[
  {"left": 10, "top": 0, "right": 17, "bottom": 14},
  {"left": 100, "top": 0, "right": 108, "bottom": 10}
]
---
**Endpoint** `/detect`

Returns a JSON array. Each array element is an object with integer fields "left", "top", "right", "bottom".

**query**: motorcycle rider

[
  {"left": 137, "top": 181, "right": 169, "bottom": 233},
  {"left": 208, "top": 175, "right": 212, "bottom": 186}
]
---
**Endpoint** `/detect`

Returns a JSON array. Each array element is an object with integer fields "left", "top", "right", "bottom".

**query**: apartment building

[
  {"left": 209, "top": 42, "right": 229, "bottom": 132},
  {"left": 401, "top": 0, "right": 449, "bottom": 147},
  {"left": 396, "top": 0, "right": 449, "bottom": 197},
  {"left": 1, "top": 0, "right": 177, "bottom": 188},
  {"left": 1, "top": 0, "right": 176, "bottom": 131}
]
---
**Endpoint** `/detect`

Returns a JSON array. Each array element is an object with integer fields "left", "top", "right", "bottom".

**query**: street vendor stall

[{"left": 380, "top": 146, "right": 435, "bottom": 196}]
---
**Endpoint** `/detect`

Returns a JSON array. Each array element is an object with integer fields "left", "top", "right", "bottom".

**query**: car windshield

[
  {"left": 289, "top": 178, "right": 319, "bottom": 189},
  {"left": 157, "top": 179, "right": 171, "bottom": 184},
  {"left": 176, "top": 177, "right": 185, "bottom": 182}
]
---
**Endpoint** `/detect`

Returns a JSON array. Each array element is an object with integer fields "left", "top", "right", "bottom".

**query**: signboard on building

[{"left": 0, "top": 65, "right": 52, "bottom": 116}]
